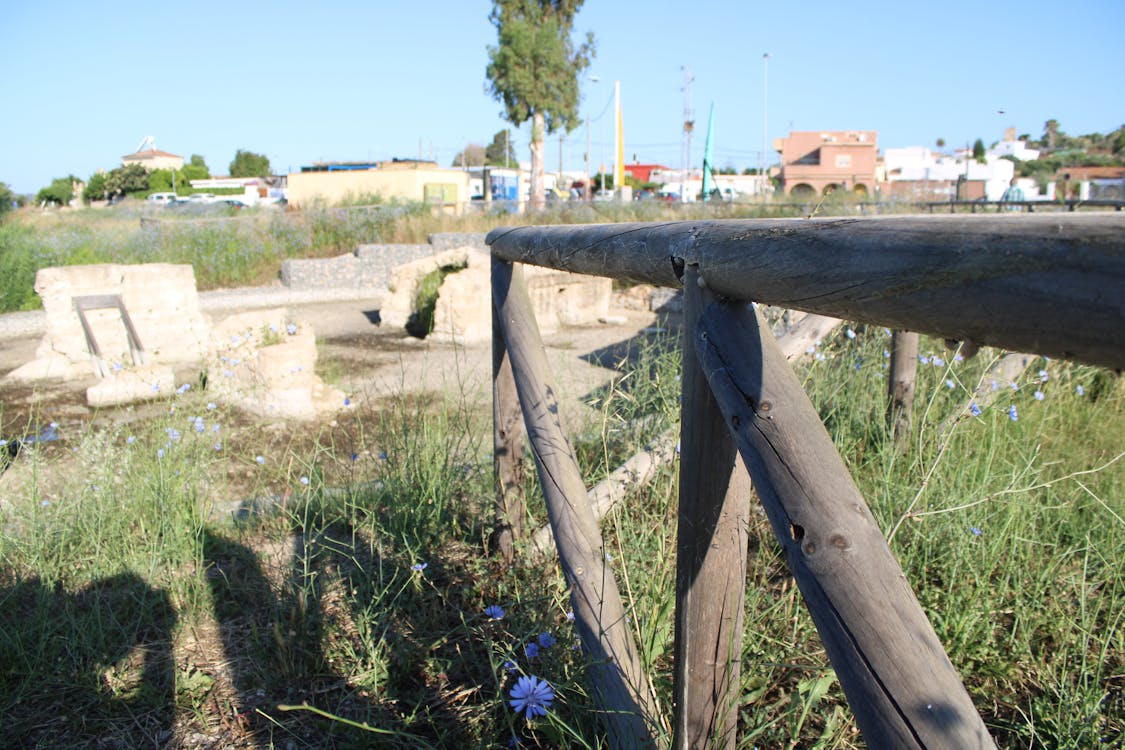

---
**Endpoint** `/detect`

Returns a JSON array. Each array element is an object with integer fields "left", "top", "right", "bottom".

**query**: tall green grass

[
  {"left": 0, "top": 197, "right": 838, "bottom": 314},
  {"left": 1, "top": 322, "right": 1120, "bottom": 747}
]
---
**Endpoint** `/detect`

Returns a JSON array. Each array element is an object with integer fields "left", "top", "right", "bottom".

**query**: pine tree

[{"left": 486, "top": 0, "right": 594, "bottom": 209}]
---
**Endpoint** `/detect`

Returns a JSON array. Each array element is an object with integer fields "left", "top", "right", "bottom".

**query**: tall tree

[
  {"left": 486, "top": 0, "right": 594, "bottom": 209},
  {"left": 0, "top": 181, "right": 15, "bottom": 217},
  {"left": 485, "top": 129, "right": 517, "bottom": 166},
  {"left": 229, "top": 149, "right": 272, "bottom": 178},
  {"left": 972, "top": 138, "right": 986, "bottom": 163},
  {"left": 1044, "top": 119, "right": 1060, "bottom": 152},
  {"left": 451, "top": 143, "right": 486, "bottom": 168}
]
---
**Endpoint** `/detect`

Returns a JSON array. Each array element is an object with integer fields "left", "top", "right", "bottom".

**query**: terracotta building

[
  {"left": 775, "top": 130, "right": 878, "bottom": 196},
  {"left": 121, "top": 148, "right": 184, "bottom": 171}
]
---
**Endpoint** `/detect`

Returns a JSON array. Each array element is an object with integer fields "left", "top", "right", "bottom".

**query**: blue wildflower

[
  {"left": 969, "top": 403, "right": 982, "bottom": 417},
  {"left": 157, "top": 448, "right": 165, "bottom": 459},
  {"left": 286, "top": 323, "right": 298, "bottom": 335},
  {"left": 970, "top": 526, "right": 982, "bottom": 536},
  {"left": 344, "top": 397, "right": 351, "bottom": 406},
  {"left": 524, "top": 642, "right": 540, "bottom": 659},
  {"left": 126, "top": 435, "right": 136, "bottom": 445},
  {"left": 918, "top": 355, "right": 929, "bottom": 365},
  {"left": 502, "top": 659, "right": 518, "bottom": 673},
  {"left": 255, "top": 455, "right": 265, "bottom": 465},
  {"left": 1039, "top": 369, "right": 1049, "bottom": 382},
  {"left": 207, "top": 402, "right": 217, "bottom": 410},
  {"left": 932, "top": 357, "right": 945, "bottom": 367},
  {"left": 485, "top": 605, "right": 505, "bottom": 620},
  {"left": 1034, "top": 390, "right": 1045, "bottom": 401},
  {"left": 845, "top": 328, "right": 856, "bottom": 340},
  {"left": 945, "top": 379, "right": 955, "bottom": 389},
  {"left": 537, "top": 632, "right": 556, "bottom": 649},
  {"left": 176, "top": 383, "right": 191, "bottom": 395},
  {"left": 411, "top": 562, "right": 427, "bottom": 572},
  {"left": 1008, "top": 405, "right": 1018, "bottom": 422},
  {"left": 509, "top": 675, "right": 554, "bottom": 718},
  {"left": 299, "top": 476, "right": 310, "bottom": 486},
  {"left": 1076, "top": 384, "right": 1085, "bottom": 396}
]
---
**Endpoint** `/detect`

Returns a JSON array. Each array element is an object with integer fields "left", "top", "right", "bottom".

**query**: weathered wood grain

[
  {"left": 672, "top": 268, "right": 751, "bottom": 750},
  {"left": 694, "top": 300, "right": 996, "bottom": 750},
  {"left": 487, "top": 214, "right": 1125, "bottom": 370},
  {"left": 492, "top": 256, "right": 527, "bottom": 564},
  {"left": 887, "top": 331, "right": 920, "bottom": 450},
  {"left": 491, "top": 259, "right": 663, "bottom": 749}
]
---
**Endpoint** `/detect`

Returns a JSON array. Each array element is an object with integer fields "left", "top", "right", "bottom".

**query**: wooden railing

[{"left": 486, "top": 213, "right": 1124, "bottom": 749}]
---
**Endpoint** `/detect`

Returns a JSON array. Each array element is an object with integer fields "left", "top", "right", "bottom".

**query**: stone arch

[
  {"left": 822, "top": 183, "right": 839, "bottom": 196},
  {"left": 790, "top": 183, "right": 815, "bottom": 197}
]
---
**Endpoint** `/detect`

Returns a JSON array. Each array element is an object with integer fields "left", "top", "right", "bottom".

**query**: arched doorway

[
  {"left": 790, "top": 183, "right": 815, "bottom": 198},
  {"left": 822, "top": 184, "right": 839, "bottom": 196}
]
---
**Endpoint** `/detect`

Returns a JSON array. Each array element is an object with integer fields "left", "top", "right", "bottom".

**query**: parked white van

[{"left": 146, "top": 192, "right": 177, "bottom": 206}]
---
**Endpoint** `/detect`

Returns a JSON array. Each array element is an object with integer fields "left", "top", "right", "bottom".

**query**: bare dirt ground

[{"left": 0, "top": 295, "right": 670, "bottom": 455}]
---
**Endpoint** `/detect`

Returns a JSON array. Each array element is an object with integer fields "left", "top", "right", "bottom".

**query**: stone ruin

[
  {"left": 380, "top": 246, "right": 613, "bottom": 343},
  {"left": 4, "top": 247, "right": 616, "bottom": 415},
  {"left": 206, "top": 309, "right": 346, "bottom": 421},
  {"left": 4, "top": 264, "right": 344, "bottom": 420}
]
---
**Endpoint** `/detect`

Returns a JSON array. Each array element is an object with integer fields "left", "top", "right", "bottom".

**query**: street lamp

[
  {"left": 585, "top": 75, "right": 601, "bottom": 200},
  {"left": 762, "top": 53, "right": 770, "bottom": 199}
]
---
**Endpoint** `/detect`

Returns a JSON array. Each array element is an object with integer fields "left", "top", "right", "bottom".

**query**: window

[{"left": 835, "top": 154, "right": 852, "bottom": 168}]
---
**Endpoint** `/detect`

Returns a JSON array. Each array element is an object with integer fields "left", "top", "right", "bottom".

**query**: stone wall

[{"left": 8, "top": 264, "right": 209, "bottom": 382}]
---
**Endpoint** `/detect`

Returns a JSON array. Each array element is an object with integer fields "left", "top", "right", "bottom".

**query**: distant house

[
  {"left": 775, "top": 130, "right": 878, "bottom": 196},
  {"left": 121, "top": 148, "right": 184, "bottom": 171},
  {"left": 881, "top": 145, "right": 1017, "bottom": 201},
  {"left": 623, "top": 163, "right": 668, "bottom": 184},
  {"left": 286, "top": 159, "right": 471, "bottom": 209}
]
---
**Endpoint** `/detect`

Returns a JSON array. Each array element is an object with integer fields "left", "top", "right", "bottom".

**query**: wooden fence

[{"left": 487, "top": 213, "right": 1124, "bottom": 749}]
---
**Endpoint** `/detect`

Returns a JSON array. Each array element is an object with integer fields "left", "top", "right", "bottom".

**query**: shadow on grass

[
  {"left": 0, "top": 573, "right": 176, "bottom": 748},
  {"left": 203, "top": 524, "right": 485, "bottom": 748}
]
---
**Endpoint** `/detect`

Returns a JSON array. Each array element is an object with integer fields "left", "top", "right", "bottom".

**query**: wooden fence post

[
  {"left": 672, "top": 268, "right": 751, "bottom": 750},
  {"left": 887, "top": 331, "right": 920, "bottom": 450},
  {"left": 492, "top": 256, "right": 527, "bottom": 563},
  {"left": 492, "top": 258, "right": 664, "bottom": 749},
  {"left": 694, "top": 300, "right": 996, "bottom": 750}
]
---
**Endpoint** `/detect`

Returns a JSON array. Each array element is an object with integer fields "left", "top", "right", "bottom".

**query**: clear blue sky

[{"left": 3, "top": 0, "right": 1123, "bottom": 194}]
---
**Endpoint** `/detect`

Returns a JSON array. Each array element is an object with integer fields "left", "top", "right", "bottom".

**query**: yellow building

[
  {"left": 286, "top": 160, "right": 471, "bottom": 209},
  {"left": 121, "top": 148, "right": 184, "bottom": 171}
]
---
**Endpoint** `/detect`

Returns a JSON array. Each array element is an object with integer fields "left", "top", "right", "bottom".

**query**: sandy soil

[{"left": 0, "top": 297, "right": 670, "bottom": 442}]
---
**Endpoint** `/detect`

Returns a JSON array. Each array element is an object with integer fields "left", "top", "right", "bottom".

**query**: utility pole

[
  {"left": 762, "top": 53, "right": 770, "bottom": 199},
  {"left": 682, "top": 66, "right": 694, "bottom": 203},
  {"left": 584, "top": 75, "right": 601, "bottom": 200}
]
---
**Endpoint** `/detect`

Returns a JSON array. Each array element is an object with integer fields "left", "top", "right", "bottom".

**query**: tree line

[{"left": 25, "top": 149, "right": 273, "bottom": 207}]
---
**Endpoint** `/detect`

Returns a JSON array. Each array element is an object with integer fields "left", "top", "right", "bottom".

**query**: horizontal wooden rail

[{"left": 487, "top": 213, "right": 1125, "bottom": 370}]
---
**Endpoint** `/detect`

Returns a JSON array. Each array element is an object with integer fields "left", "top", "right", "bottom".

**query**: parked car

[{"left": 146, "top": 192, "right": 177, "bottom": 206}]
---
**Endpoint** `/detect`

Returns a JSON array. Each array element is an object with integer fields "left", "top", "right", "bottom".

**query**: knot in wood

[
  {"left": 759, "top": 400, "right": 772, "bottom": 414},
  {"left": 828, "top": 533, "right": 851, "bottom": 551}
]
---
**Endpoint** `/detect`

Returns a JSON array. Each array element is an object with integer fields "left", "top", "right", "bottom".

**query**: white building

[{"left": 882, "top": 146, "right": 1017, "bottom": 201}]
